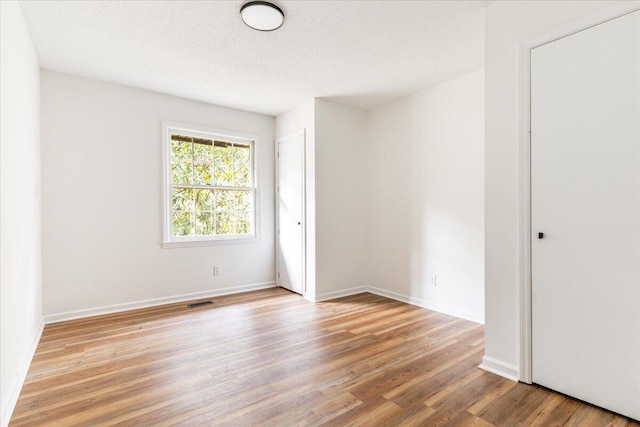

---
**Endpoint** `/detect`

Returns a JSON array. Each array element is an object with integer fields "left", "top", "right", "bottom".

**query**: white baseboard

[
  {"left": 43, "top": 281, "right": 276, "bottom": 324},
  {"left": 307, "top": 285, "right": 484, "bottom": 325},
  {"left": 479, "top": 355, "right": 520, "bottom": 382},
  {"left": 312, "top": 286, "right": 368, "bottom": 302},
  {"left": 366, "top": 286, "right": 485, "bottom": 324},
  {"left": 1, "top": 319, "right": 44, "bottom": 427}
]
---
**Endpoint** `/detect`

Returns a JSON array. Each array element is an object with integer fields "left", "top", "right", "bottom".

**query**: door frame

[
  {"left": 517, "top": 3, "right": 640, "bottom": 384},
  {"left": 275, "top": 129, "right": 306, "bottom": 295}
]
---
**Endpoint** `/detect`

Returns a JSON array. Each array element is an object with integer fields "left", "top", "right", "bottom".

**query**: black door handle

[{"left": 538, "top": 232, "right": 544, "bottom": 239}]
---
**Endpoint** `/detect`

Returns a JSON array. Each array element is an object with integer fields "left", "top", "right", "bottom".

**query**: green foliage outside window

[{"left": 170, "top": 134, "right": 254, "bottom": 238}]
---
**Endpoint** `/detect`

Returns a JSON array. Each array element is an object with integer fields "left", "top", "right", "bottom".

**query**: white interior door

[
  {"left": 276, "top": 131, "right": 305, "bottom": 294},
  {"left": 531, "top": 10, "right": 640, "bottom": 420}
]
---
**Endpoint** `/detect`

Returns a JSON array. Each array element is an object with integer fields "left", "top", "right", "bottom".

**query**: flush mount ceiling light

[{"left": 240, "top": 1, "right": 284, "bottom": 31}]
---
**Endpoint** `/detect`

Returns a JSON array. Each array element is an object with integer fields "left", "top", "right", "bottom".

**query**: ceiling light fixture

[{"left": 240, "top": 1, "right": 284, "bottom": 32}]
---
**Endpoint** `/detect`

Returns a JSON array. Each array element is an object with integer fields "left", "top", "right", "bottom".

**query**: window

[{"left": 162, "top": 123, "right": 257, "bottom": 247}]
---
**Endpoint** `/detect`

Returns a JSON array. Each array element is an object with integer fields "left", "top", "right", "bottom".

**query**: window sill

[{"left": 162, "top": 236, "right": 261, "bottom": 249}]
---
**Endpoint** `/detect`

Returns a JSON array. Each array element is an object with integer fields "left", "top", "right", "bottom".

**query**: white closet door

[
  {"left": 531, "top": 10, "right": 640, "bottom": 420},
  {"left": 276, "top": 132, "right": 305, "bottom": 295}
]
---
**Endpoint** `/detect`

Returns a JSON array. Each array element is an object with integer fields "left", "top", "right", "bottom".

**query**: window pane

[
  {"left": 171, "top": 140, "right": 193, "bottom": 184},
  {"left": 172, "top": 188, "right": 194, "bottom": 211},
  {"left": 234, "top": 190, "right": 252, "bottom": 211},
  {"left": 195, "top": 212, "right": 215, "bottom": 236},
  {"left": 171, "top": 140, "right": 192, "bottom": 162},
  {"left": 193, "top": 141, "right": 212, "bottom": 185},
  {"left": 193, "top": 162, "right": 212, "bottom": 185},
  {"left": 234, "top": 144, "right": 250, "bottom": 166},
  {"left": 235, "top": 210, "right": 252, "bottom": 234},
  {"left": 194, "top": 189, "right": 214, "bottom": 212},
  {"left": 215, "top": 190, "right": 235, "bottom": 212},
  {"left": 171, "top": 162, "right": 193, "bottom": 185},
  {"left": 192, "top": 139, "right": 212, "bottom": 163},
  {"left": 233, "top": 164, "right": 251, "bottom": 187},
  {"left": 172, "top": 211, "right": 194, "bottom": 237},
  {"left": 215, "top": 211, "right": 235, "bottom": 234},
  {"left": 214, "top": 141, "right": 234, "bottom": 186},
  {"left": 233, "top": 144, "right": 251, "bottom": 187}
]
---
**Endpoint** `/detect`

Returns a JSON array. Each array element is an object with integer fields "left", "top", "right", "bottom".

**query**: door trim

[
  {"left": 517, "top": 2, "right": 640, "bottom": 384},
  {"left": 275, "top": 129, "right": 306, "bottom": 295}
]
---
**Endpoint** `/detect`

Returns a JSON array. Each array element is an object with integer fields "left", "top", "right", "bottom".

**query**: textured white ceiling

[{"left": 20, "top": 1, "right": 489, "bottom": 116}]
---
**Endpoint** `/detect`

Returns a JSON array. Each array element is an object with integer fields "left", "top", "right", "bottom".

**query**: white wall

[
  {"left": 276, "top": 99, "right": 368, "bottom": 300},
  {"left": 0, "top": 2, "right": 43, "bottom": 425},
  {"left": 40, "top": 71, "right": 275, "bottom": 317},
  {"left": 275, "top": 100, "right": 316, "bottom": 299},
  {"left": 366, "top": 70, "right": 485, "bottom": 323},
  {"left": 314, "top": 99, "right": 367, "bottom": 298},
  {"left": 483, "top": 0, "right": 615, "bottom": 377}
]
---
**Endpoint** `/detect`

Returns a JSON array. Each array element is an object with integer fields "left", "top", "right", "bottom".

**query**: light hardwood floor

[{"left": 10, "top": 288, "right": 639, "bottom": 426}]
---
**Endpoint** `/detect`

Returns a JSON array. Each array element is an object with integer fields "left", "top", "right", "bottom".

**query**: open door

[{"left": 276, "top": 130, "right": 305, "bottom": 294}]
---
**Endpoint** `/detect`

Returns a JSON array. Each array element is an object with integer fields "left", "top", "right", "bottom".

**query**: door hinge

[{"left": 278, "top": 273, "right": 280, "bottom": 278}]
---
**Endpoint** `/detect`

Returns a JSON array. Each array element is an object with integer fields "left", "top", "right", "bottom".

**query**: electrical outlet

[
  {"left": 213, "top": 265, "right": 220, "bottom": 276},
  {"left": 429, "top": 275, "right": 437, "bottom": 287}
]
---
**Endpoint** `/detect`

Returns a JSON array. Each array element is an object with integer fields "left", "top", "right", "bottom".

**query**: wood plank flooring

[{"left": 10, "top": 288, "right": 639, "bottom": 426}]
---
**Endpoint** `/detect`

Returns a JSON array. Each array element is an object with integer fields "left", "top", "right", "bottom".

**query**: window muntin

[{"left": 163, "top": 124, "right": 257, "bottom": 246}]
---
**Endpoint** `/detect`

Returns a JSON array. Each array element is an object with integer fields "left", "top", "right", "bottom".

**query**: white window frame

[{"left": 162, "top": 121, "right": 260, "bottom": 248}]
